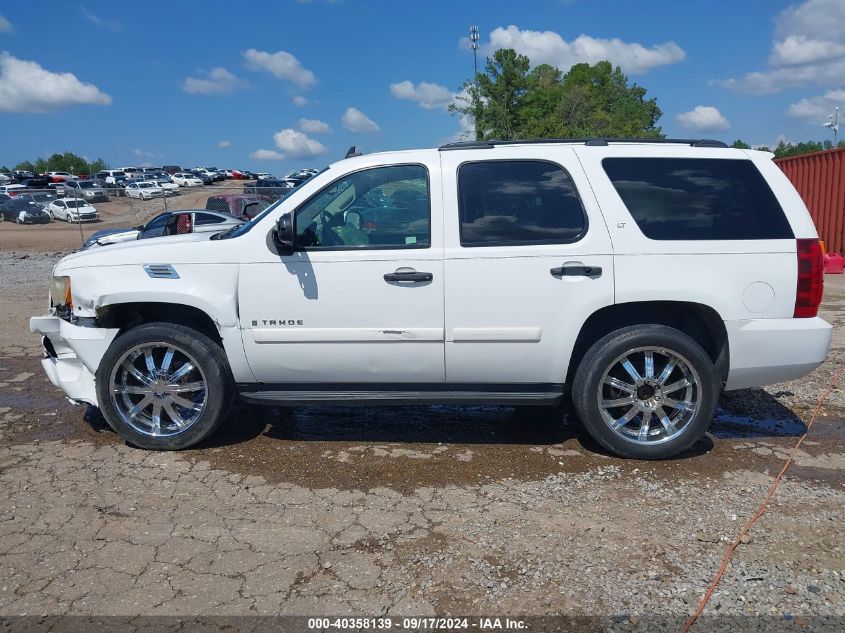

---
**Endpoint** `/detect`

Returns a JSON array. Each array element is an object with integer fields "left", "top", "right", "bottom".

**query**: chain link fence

[{"left": 0, "top": 178, "right": 291, "bottom": 252}]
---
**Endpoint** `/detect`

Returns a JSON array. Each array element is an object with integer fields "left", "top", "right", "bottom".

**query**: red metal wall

[{"left": 775, "top": 147, "right": 845, "bottom": 254}]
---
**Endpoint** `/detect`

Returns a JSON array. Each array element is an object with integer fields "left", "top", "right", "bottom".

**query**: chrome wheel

[
  {"left": 109, "top": 342, "right": 207, "bottom": 438},
  {"left": 597, "top": 346, "right": 700, "bottom": 446}
]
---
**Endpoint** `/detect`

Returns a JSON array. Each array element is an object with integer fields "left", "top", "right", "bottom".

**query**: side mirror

[{"left": 274, "top": 212, "right": 294, "bottom": 249}]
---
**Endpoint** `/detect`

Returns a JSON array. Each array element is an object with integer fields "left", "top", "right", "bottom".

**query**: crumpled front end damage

[{"left": 29, "top": 315, "right": 119, "bottom": 407}]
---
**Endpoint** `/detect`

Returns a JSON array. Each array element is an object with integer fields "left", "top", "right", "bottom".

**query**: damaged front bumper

[{"left": 29, "top": 315, "right": 119, "bottom": 407}]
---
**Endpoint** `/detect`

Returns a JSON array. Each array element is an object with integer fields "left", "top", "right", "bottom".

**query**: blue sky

[{"left": 1, "top": 0, "right": 843, "bottom": 174}]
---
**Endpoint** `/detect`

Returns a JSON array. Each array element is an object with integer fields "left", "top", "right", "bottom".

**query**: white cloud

[
  {"left": 251, "top": 149, "right": 285, "bottom": 160},
  {"left": 217, "top": 140, "right": 232, "bottom": 148},
  {"left": 466, "top": 25, "right": 685, "bottom": 74},
  {"left": 182, "top": 67, "right": 246, "bottom": 95},
  {"left": 132, "top": 148, "right": 157, "bottom": 159},
  {"left": 292, "top": 95, "right": 308, "bottom": 106},
  {"left": 787, "top": 89, "right": 845, "bottom": 122},
  {"left": 243, "top": 48, "right": 317, "bottom": 87},
  {"left": 299, "top": 118, "right": 331, "bottom": 133},
  {"left": 0, "top": 52, "right": 111, "bottom": 113},
  {"left": 676, "top": 106, "right": 730, "bottom": 132},
  {"left": 273, "top": 128, "right": 327, "bottom": 158},
  {"left": 440, "top": 114, "right": 476, "bottom": 145},
  {"left": 81, "top": 6, "right": 122, "bottom": 31},
  {"left": 390, "top": 80, "right": 454, "bottom": 109},
  {"left": 0, "top": 14, "right": 12, "bottom": 33},
  {"left": 717, "top": 0, "right": 845, "bottom": 94},
  {"left": 342, "top": 107, "right": 379, "bottom": 132},
  {"left": 769, "top": 36, "right": 845, "bottom": 67}
]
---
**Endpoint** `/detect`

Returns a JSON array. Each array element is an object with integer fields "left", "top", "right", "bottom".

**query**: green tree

[
  {"left": 14, "top": 160, "right": 36, "bottom": 172},
  {"left": 451, "top": 51, "right": 663, "bottom": 141},
  {"left": 557, "top": 61, "right": 662, "bottom": 138},
  {"left": 731, "top": 139, "right": 751, "bottom": 149},
  {"left": 475, "top": 48, "right": 532, "bottom": 140}
]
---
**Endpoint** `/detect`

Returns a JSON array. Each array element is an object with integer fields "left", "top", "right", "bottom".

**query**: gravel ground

[{"left": 0, "top": 250, "right": 843, "bottom": 630}]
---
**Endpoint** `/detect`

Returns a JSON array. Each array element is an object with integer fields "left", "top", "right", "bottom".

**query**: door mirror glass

[{"left": 274, "top": 212, "right": 294, "bottom": 249}]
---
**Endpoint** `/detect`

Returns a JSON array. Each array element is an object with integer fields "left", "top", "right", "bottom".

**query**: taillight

[{"left": 794, "top": 238, "right": 824, "bottom": 318}]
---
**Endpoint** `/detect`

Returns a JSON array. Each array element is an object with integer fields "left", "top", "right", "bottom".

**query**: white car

[
  {"left": 125, "top": 182, "right": 164, "bottom": 199},
  {"left": 45, "top": 198, "right": 99, "bottom": 223},
  {"left": 172, "top": 173, "right": 203, "bottom": 187},
  {"left": 46, "top": 171, "right": 79, "bottom": 182},
  {"left": 0, "top": 184, "right": 27, "bottom": 196},
  {"left": 0, "top": 172, "right": 10, "bottom": 184},
  {"left": 152, "top": 178, "right": 180, "bottom": 194},
  {"left": 30, "top": 139, "right": 832, "bottom": 456}
]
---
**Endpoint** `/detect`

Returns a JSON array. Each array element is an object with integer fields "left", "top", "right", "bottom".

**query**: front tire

[
  {"left": 572, "top": 324, "right": 718, "bottom": 459},
  {"left": 95, "top": 323, "right": 235, "bottom": 450}
]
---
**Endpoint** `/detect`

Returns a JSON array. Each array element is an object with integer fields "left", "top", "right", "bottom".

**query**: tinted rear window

[
  {"left": 602, "top": 158, "right": 793, "bottom": 240},
  {"left": 457, "top": 160, "right": 587, "bottom": 247}
]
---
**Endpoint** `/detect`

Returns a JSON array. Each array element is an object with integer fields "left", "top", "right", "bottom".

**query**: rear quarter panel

[{"left": 574, "top": 145, "right": 803, "bottom": 322}]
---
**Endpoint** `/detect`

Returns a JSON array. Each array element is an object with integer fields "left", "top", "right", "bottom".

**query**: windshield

[
  {"left": 66, "top": 200, "right": 88, "bottom": 208},
  {"left": 212, "top": 198, "right": 282, "bottom": 240},
  {"left": 79, "top": 181, "right": 96, "bottom": 188},
  {"left": 113, "top": 171, "right": 125, "bottom": 177},
  {"left": 213, "top": 166, "right": 329, "bottom": 241}
]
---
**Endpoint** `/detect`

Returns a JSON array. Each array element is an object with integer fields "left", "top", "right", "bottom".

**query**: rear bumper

[
  {"left": 725, "top": 317, "right": 832, "bottom": 390},
  {"left": 29, "top": 315, "right": 119, "bottom": 407}
]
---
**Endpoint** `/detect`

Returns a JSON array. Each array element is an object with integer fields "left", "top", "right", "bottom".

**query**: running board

[{"left": 238, "top": 387, "right": 563, "bottom": 407}]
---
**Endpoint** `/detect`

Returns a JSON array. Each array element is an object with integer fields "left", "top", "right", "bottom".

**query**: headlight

[{"left": 49, "top": 276, "right": 72, "bottom": 310}]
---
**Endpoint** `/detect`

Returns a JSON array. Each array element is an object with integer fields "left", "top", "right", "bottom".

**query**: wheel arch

[
  {"left": 566, "top": 301, "right": 729, "bottom": 385},
  {"left": 96, "top": 301, "right": 223, "bottom": 345}
]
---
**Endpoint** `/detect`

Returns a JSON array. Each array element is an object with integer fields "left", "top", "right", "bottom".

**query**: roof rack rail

[{"left": 438, "top": 138, "right": 729, "bottom": 150}]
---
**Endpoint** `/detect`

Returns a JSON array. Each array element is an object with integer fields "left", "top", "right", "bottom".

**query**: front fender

[{"left": 68, "top": 264, "right": 240, "bottom": 327}]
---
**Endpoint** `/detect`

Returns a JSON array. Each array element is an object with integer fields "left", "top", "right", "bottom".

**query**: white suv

[{"left": 30, "top": 139, "right": 832, "bottom": 458}]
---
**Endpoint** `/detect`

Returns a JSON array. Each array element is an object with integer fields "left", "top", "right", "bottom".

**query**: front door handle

[
  {"left": 550, "top": 264, "right": 602, "bottom": 278},
  {"left": 384, "top": 269, "right": 433, "bottom": 283}
]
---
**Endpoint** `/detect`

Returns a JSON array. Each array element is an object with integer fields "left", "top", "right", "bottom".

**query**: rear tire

[
  {"left": 572, "top": 324, "right": 718, "bottom": 459},
  {"left": 95, "top": 322, "right": 235, "bottom": 450}
]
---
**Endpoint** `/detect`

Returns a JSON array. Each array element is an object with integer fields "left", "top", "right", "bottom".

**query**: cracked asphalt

[{"left": 0, "top": 251, "right": 843, "bottom": 626}]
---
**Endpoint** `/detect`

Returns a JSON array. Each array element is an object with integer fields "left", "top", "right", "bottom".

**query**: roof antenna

[{"left": 345, "top": 146, "right": 362, "bottom": 159}]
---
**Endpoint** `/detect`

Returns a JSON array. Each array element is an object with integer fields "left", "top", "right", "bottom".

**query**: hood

[{"left": 56, "top": 230, "right": 217, "bottom": 272}]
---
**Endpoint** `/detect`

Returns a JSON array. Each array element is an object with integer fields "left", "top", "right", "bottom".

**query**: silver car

[
  {"left": 83, "top": 209, "right": 242, "bottom": 249},
  {"left": 61, "top": 179, "right": 109, "bottom": 202}
]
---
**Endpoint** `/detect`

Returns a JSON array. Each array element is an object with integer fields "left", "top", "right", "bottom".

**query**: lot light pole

[{"left": 823, "top": 106, "right": 839, "bottom": 145}]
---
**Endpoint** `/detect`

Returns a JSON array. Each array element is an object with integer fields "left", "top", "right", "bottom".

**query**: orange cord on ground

[{"left": 681, "top": 366, "right": 843, "bottom": 633}]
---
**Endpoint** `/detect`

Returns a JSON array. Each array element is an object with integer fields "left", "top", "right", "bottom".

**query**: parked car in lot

[
  {"left": 60, "top": 179, "right": 109, "bottom": 202},
  {"left": 1, "top": 198, "right": 51, "bottom": 223},
  {"left": 29, "top": 139, "right": 833, "bottom": 456},
  {"left": 162, "top": 165, "right": 182, "bottom": 175},
  {"left": 83, "top": 209, "right": 242, "bottom": 248},
  {"left": 0, "top": 184, "right": 29, "bottom": 197},
  {"left": 189, "top": 170, "right": 214, "bottom": 185},
  {"left": 94, "top": 170, "right": 128, "bottom": 188},
  {"left": 45, "top": 198, "right": 99, "bottom": 223},
  {"left": 120, "top": 167, "right": 143, "bottom": 181},
  {"left": 0, "top": 172, "right": 11, "bottom": 184},
  {"left": 10, "top": 170, "right": 35, "bottom": 181},
  {"left": 14, "top": 192, "right": 57, "bottom": 208},
  {"left": 205, "top": 193, "right": 273, "bottom": 219},
  {"left": 125, "top": 181, "right": 164, "bottom": 199},
  {"left": 140, "top": 174, "right": 179, "bottom": 194},
  {"left": 244, "top": 178, "right": 294, "bottom": 200},
  {"left": 18, "top": 176, "right": 50, "bottom": 189},
  {"left": 46, "top": 171, "right": 78, "bottom": 183},
  {"left": 172, "top": 173, "right": 203, "bottom": 187}
]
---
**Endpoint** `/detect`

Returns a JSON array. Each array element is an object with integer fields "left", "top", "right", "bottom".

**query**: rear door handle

[
  {"left": 550, "top": 264, "right": 602, "bottom": 278},
  {"left": 384, "top": 269, "right": 433, "bottom": 283}
]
